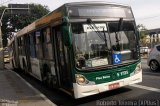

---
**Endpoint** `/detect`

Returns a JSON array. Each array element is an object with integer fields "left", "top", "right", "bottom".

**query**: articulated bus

[{"left": 8, "top": 2, "right": 142, "bottom": 98}]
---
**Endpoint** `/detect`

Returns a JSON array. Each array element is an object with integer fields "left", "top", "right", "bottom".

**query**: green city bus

[{"left": 8, "top": 2, "right": 142, "bottom": 98}]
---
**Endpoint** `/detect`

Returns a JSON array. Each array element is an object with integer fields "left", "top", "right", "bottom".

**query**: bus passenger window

[
  {"left": 29, "top": 34, "right": 36, "bottom": 58},
  {"left": 46, "top": 28, "right": 51, "bottom": 43},
  {"left": 43, "top": 28, "right": 53, "bottom": 60},
  {"left": 35, "top": 31, "right": 43, "bottom": 58}
]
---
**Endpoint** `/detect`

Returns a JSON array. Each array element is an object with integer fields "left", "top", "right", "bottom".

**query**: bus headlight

[
  {"left": 76, "top": 74, "right": 88, "bottom": 85},
  {"left": 135, "top": 63, "right": 142, "bottom": 74},
  {"left": 130, "top": 62, "right": 142, "bottom": 76}
]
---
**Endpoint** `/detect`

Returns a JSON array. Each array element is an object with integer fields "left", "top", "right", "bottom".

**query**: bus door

[
  {"left": 24, "top": 35, "right": 32, "bottom": 73},
  {"left": 53, "top": 26, "right": 71, "bottom": 90}
]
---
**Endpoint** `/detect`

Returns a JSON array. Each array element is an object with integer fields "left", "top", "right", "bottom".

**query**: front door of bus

[{"left": 54, "top": 27, "right": 71, "bottom": 90}]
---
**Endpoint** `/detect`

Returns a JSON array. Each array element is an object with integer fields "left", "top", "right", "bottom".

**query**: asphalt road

[{"left": 6, "top": 59, "right": 160, "bottom": 106}]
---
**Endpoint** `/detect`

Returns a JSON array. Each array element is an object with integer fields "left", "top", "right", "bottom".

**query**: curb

[{"left": 8, "top": 70, "right": 57, "bottom": 106}]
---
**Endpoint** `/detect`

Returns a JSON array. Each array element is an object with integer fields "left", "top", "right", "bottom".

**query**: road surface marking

[
  {"left": 130, "top": 84, "right": 160, "bottom": 93},
  {"left": 143, "top": 71, "right": 160, "bottom": 75}
]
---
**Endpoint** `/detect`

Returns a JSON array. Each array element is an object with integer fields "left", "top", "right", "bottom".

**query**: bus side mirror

[
  {"left": 62, "top": 17, "right": 72, "bottom": 47},
  {"left": 136, "top": 30, "right": 141, "bottom": 53}
]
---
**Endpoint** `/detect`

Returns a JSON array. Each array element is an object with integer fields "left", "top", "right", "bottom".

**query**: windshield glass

[{"left": 71, "top": 21, "right": 138, "bottom": 70}]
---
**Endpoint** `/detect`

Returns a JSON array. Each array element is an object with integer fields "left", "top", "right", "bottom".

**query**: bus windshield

[{"left": 72, "top": 21, "right": 138, "bottom": 69}]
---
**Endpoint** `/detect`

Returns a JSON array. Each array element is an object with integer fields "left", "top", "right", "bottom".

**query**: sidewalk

[{"left": 0, "top": 69, "right": 56, "bottom": 106}]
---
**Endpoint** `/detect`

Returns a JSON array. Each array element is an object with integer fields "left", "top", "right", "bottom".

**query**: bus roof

[
  {"left": 16, "top": 5, "right": 64, "bottom": 37},
  {"left": 16, "top": 1, "right": 130, "bottom": 37},
  {"left": 65, "top": 1, "right": 129, "bottom": 7}
]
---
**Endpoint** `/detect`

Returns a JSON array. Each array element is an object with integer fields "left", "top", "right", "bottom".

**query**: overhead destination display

[{"left": 68, "top": 6, "right": 133, "bottom": 18}]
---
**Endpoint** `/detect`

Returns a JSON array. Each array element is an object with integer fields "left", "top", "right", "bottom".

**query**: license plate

[{"left": 109, "top": 83, "right": 120, "bottom": 90}]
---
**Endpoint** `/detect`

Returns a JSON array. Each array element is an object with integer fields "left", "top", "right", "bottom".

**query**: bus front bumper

[{"left": 73, "top": 71, "right": 142, "bottom": 98}]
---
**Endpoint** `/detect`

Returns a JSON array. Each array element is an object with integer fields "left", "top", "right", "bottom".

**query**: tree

[
  {"left": 0, "top": 6, "right": 9, "bottom": 47},
  {"left": 0, "top": 3, "right": 50, "bottom": 47},
  {"left": 137, "top": 24, "right": 147, "bottom": 46},
  {"left": 137, "top": 24, "right": 147, "bottom": 39}
]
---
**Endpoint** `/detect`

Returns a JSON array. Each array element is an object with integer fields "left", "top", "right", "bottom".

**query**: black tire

[{"left": 149, "top": 60, "right": 159, "bottom": 71}]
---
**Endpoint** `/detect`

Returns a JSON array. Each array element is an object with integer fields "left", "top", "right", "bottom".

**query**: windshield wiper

[
  {"left": 86, "top": 18, "right": 107, "bottom": 46},
  {"left": 115, "top": 18, "right": 123, "bottom": 51},
  {"left": 118, "top": 18, "right": 123, "bottom": 31}
]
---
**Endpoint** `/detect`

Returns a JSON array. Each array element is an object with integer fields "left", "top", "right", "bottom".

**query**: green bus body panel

[{"left": 76, "top": 62, "right": 139, "bottom": 84}]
